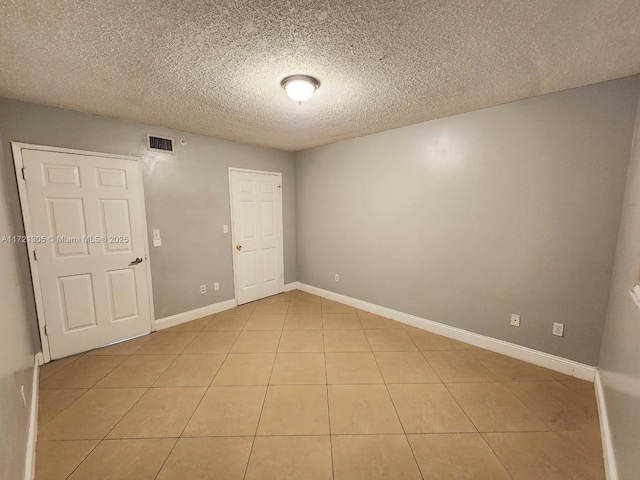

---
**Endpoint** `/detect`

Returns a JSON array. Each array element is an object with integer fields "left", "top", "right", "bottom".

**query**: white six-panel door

[
  {"left": 17, "top": 146, "right": 152, "bottom": 360},
  {"left": 230, "top": 169, "right": 284, "bottom": 305}
]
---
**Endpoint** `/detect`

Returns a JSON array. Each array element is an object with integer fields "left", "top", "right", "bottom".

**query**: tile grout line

[
  {"left": 151, "top": 365, "right": 214, "bottom": 478},
  {"left": 323, "top": 331, "right": 336, "bottom": 480},
  {"left": 478, "top": 432, "right": 517, "bottom": 480},
  {"left": 241, "top": 305, "right": 284, "bottom": 480},
  {"left": 366, "top": 328, "right": 426, "bottom": 480}
]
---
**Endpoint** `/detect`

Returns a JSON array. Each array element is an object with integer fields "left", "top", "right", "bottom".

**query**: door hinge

[
  {"left": 22, "top": 168, "right": 26, "bottom": 180},
  {"left": 33, "top": 250, "right": 37, "bottom": 261},
  {"left": 44, "top": 324, "right": 48, "bottom": 336}
]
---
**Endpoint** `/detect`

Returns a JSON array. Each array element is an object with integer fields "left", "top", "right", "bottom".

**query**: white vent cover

[{"left": 147, "top": 134, "right": 174, "bottom": 153}]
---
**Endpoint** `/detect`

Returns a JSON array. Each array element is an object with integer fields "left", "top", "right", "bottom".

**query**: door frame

[
  {"left": 228, "top": 167, "right": 285, "bottom": 305},
  {"left": 12, "top": 142, "right": 155, "bottom": 363}
]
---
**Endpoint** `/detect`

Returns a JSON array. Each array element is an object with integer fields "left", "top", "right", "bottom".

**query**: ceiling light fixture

[{"left": 281, "top": 75, "right": 320, "bottom": 103}]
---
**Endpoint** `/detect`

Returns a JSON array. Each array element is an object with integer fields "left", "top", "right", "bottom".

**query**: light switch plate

[
  {"left": 153, "top": 229, "right": 161, "bottom": 240},
  {"left": 223, "top": 225, "right": 229, "bottom": 233},
  {"left": 153, "top": 239, "right": 162, "bottom": 247}
]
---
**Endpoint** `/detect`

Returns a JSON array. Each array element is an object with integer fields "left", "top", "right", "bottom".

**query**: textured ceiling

[{"left": 1, "top": 1, "right": 639, "bottom": 151}]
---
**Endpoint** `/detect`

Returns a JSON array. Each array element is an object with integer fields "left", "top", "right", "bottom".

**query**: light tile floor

[{"left": 36, "top": 290, "right": 604, "bottom": 480}]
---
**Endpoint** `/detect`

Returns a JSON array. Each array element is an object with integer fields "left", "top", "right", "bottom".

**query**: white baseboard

[
  {"left": 296, "top": 282, "right": 597, "bottom": 382},
  {"left": 25, "top": 352, "right": 43, "bottom": 480},
  {"left": 283, "top": 282, "right": 297, "bottom": 292},
  {"left": 154, "top": 299, "right": 237, "bottom": 330},
  {"left": 595, "top": 372, "right": 618, "bottom": 480}
]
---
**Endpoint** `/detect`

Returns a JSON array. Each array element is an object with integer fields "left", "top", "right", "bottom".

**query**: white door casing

[
  {"left": 229, "top": 168, "right": 284, "bottom": 305},
  {"left": 12, "top": 144, "right": 154, "bottom": 361}
]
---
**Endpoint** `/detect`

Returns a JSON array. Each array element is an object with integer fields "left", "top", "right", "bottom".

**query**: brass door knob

[{"left": 235, "top": 244, "right": 242, "bottom": 251}]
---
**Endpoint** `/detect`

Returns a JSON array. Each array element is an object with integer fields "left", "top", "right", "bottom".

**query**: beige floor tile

[
  {"left": 291, "top": 290, "right": 322, "bottom": 302},
  {"left": 324, "top": 330, "right": 371, "bottom": 352},
  {"left": 323, "top": 313, "right": 362, "bottom": 329},
  {"left": 328, "top": 385, "right": 402, "bottom": 434},
  {"left": 253, "top": 302, "right": 289, "bottom": 315},
  {"left": 270, "top": 353, "right": 326, "bottom": 385},
  {"left": 562, "top": 379, "right": 597, "bottom": 400},
  {"left": 484, "top": 431, "right": 604, "bottom": 480},
  {"left": 224, "top": 303, "right": 257, "bottom": 315},
  {"left": 135, "top": 332, "right": 198, "bottom": 355},
  {"left": 549, "top": 370, "right": 576, "bottom": 381},
  {"left": 358, "top": 312, "right": 403, "bottom": 329},
  {"left": 257, "top": 385, "right": 329, "bottom": 435},
  {"left": 153, "top": 354, "right": 226, "bottom": 387},
  {"left": 321, "top": 300, "right": 357, "bottom": 314},
  {"left": 246, "top": 436, "right": 333, "bottom": 480},
  {"left": 108, "top": 387, "right": 206, "bottom": 438},
  {"left": 95, "top": 354, "right": 176, "bottom": 387},
  {"left": 284, "top": 313, "right": 323, "bottom": 330},
  {"left": 422, "top": 351, "right": 495, "bottom": 382},
  {"left": 39, "top": 355, "right": 81, "bottom": 382},
  {"left": 38, "top": 389, "right": 87, "bottom": 427},
  {"left": 470, "top": 350, "right": 556, "bottom": 381},
  {"left": 278, "top": 330, "right": 324, "bottom": 352},
  {"left": 374, "top": 352, "right": 441, "bottom": 383},
  {"left": 365, "top": 329, "right": 418, "bottom": 351},
  {"left": 408, "top": 433, "right": 512, "bottom": 479},
  {"left": 157, "top": 437, "right": 253, "bottom": 480},
  {"left": 326, "top": 352, "right": 383, "bottom": 384},
  {"left": 244, "top": 314, "right": 286, "bottom": 330},
  {"left": 505, "top": 381, "right": 599, "bottom": 431},
  {"left": 230, "top": 331, "right": 281, "bottom": 353},
  {"left": 332, "top": 435, "right": 422, "bottom": 480},
  {"left": 288, "top": 301, "right": 323, "bottom": 314},
  {"left": 404, "top": 327, "right": 468, "bottom": 350},
  {"left": 212, "top": 353, "right": 275, "bottom": 385},
  {"left": 183, "top": 386, "right": 267, "bottom": 436},
  {"left": 68, "top": 438, "right": 175, "bottom": 480},
  {"left": 260, "top": 291, "right": 293, "bottom": 302},
  {"left": 388, "top": 384, "right": 476, "bottom": 433},
  {"left": 204, "top": 314, "right": 250, "bottom": 331},
  {"left": 555, "top": 429, "right": 605, "bottom": 472},
  {"left": 162, "top": 316, "right": 211, "bottom": 332},
  {"left": 183, "top": 331, "right": 240, "bottom": 353},
  {"left": 447, "top": 382, "right": 548, "bottom": 432},
  {"left": 35, "top": 440, "right": 99, "bottom": 480},
  {"left": 84, "top": 335, "right": 152, "bottom": 355},
  {"left": 39, "top": 388, "right": 146, "bottom": 440},
  {"left": 40, "top": 356, "right": 127, "bottom": 389}
]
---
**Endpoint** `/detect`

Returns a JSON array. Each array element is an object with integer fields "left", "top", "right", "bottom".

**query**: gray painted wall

[
  {"left": 599, "top": 96, "right": 640, "bottom": 479},
  {"left": 0, "top": 98, "right": 297, "bottom": 322},
  {"left": 0, "top": 132, "right": 39, "bottom": 478},
  {"left": 295, "top": 77, "right": 640, "bottom": 366}
]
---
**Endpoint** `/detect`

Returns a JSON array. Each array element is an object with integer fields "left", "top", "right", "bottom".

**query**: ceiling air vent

[{"left": 147, "top": 134, "right": 174, "bottom": 153}]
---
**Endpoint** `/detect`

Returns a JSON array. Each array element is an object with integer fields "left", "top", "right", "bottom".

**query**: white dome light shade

[{"left": 281, "top": 75, "right": 320, "bottom": 103}]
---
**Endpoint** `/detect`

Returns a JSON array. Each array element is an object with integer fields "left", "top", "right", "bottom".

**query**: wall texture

[
  {"left": 598, "top": 95, "right": 640, "bottom": 479},
  {"left": 0, "top": 98, "right": 297, "bottom": 323},
  {"left": 295, "top": 77, "right": 639, "bottom": 366},
  {"left": 0, "top": 132, "right": 38, "bottom": 478}
]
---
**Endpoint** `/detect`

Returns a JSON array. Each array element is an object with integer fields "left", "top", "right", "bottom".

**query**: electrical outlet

[
  {"left": 510, "top": 314, "right": 520, "bottom": 327},
  {"left": 553, "top": 322, "right": 564, "bottom": 337},
  {"left": 334, "top": 274, "right": 340, "bottom": 282},
  {"left": 200, "top": 285, "right": 206, "bottom": 294},
  {"left": 214, "top": 282, "right": 220, "bottom": 291}
]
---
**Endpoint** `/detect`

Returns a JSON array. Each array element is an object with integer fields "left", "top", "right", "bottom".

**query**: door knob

[
  {"left": 129, "top": 257, "right": 143, "bottom": 266},
  {"left": 235, "top": 244, "right": 242, "bottom": 251}
]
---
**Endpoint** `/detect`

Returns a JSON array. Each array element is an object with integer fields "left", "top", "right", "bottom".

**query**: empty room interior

[{"left": 2, "top": 1, "right": 640, "bottom": 479}]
